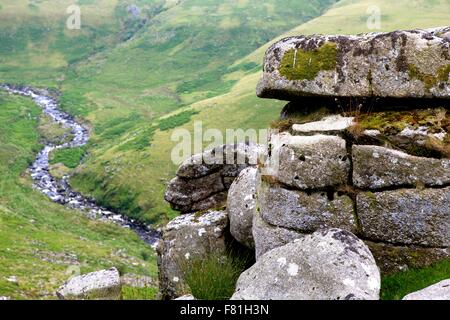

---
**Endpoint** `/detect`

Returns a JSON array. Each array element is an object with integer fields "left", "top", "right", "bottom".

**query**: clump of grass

[
  {"left": 50, "top": 146, "right": 86, "bottom": 169},
  {"left": 279, "top": 43, "right": 338, "bottom": 80},
  {"left": 346, "top": 123, "right": 365, "bottom": 139},
  {"left": 381, "top": 259, "right": 450, "bottom": 300},
  {"left": 121, "top": 286, "right": 158, "bottom": 300},
  {"left": 182, "top": 251, "right": 251, "bottom": 300}
]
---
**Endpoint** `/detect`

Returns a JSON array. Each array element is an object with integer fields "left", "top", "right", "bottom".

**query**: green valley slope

[
  {"left": 0, "top": 91, "right": 156, "bottom": 299},
  {"left": 68, "top": 0, "right": 450, "bottom": 224},
  {"left": 50, "top": 0, "right": 339, "bottom": 224}
]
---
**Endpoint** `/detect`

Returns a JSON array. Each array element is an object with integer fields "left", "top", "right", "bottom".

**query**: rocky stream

[{"left": 1, "top": 84, "right": 160, "bottom": 248}]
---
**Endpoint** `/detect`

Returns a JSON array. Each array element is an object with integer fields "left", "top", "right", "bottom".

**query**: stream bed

[{"left": 1, "top": 84, "right": 161, "bottom": 248}]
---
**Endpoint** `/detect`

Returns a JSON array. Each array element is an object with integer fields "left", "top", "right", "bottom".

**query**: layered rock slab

[
  {"left": 357, "top": 188, "right": 450, "bottom": 247},
  {"left": 266, "top": 132, "right": 350, "bottom": 189},
  {"left": 232, "top": 228, "right": 380, "bottom": 300},
  {"left": 257, "top": 27, "right": 450, "bottom": 100},
  {"left": 165, "top": 143, "right": 263, "bottom": 213},
  {"left": 259, "top": 182, "right": 357, "bottom": 233},
  {"left": 353, "top": 145, "right": 450, "bottom": 189}
]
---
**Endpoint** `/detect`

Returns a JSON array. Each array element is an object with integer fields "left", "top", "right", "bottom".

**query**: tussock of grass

[
  {"left": 182, "top": 251, "right": 252, "bottom": 300},
  {"left": 121, "top": 286, "right": 158, "bottom": 300}
]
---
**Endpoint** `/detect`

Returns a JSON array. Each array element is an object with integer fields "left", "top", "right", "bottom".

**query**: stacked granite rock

[
  {"left": 159, "top": 143, "right": 262, "bottom": 299},
  {"left": 159, "top": 27, "right": 449, "bottom": 300},
  {"left": 252, "top": 27, "right": 449, "bottom": 274}
]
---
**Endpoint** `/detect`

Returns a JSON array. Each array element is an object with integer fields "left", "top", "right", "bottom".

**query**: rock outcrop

[
  {"left": 56, "top": 268, "right": 121, "bottom": 300},
  {"left": 403, "top": 279, "right": 450, "bottom": 300},
  {"left": 156, "top": 210, "right": 229, "bottom": 300},
  {"left": 232, "top": 228, "right": 380, "bottom": 300},
  {"left": 165, "top": 143, "right": 262, "bottom": 213},
  {"left": 257, "top": 28, "right": 450, "bottom": 100},
  {"left": 158, "top": 28, "right": 450, "bottom": 300}
]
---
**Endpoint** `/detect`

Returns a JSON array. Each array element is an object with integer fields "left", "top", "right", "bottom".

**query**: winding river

[{"left": 1, "top": 84, "right": 160, "bottom": 248}]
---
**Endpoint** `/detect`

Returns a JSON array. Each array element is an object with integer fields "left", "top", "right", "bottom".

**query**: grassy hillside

[
  {"left": 0, "top": 91, "right": 157, "bottom": 299},
  {"left": 81, "top": 0, "right": 450, "bottom": 224},
  {"left": 53, "top": 0, "right": 339, "bottom": 224}
]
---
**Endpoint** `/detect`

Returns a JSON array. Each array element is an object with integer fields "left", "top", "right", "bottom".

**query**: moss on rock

[
  {"left": 279, "top": 43, "right": 338, "bottom": 81},
  {"left": 408, "top": 63, "right": 450, "bottom": 91}
]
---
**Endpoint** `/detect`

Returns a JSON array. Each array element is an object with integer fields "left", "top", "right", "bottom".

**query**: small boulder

[
  {"left": 156, "top": 210, "right": 229, "bottom": 300},
  {"left": 231, "top": 228, "right": 380, "bottom": 300},
  {"left": 56, "top": 268, "right": 121, "bottom": 300},
  {"left": 403, "top": 280, "right": 450, "bottom": 300},
  {"left": 227, "top": 167, "right": 259, "bottom": 248},
  {"left": 366, "top": 241, "right": 449, "bottom": 274}
]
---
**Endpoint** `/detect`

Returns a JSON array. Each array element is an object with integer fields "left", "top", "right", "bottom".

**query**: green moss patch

[
  {"left": 408, "top": 63, "right": 450, "bottom": 91},
  {"left": 358, "top": 108, "right": 449, "bottom": 136},
  {"left": 279, "top": 43, "right": 338, "bottom": 80}
]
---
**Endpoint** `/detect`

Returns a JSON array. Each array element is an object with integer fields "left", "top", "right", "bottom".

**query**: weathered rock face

[
  {"left": 266, "top": 132, "right": 350, "bottom": 189},
  {"left": 165, "top": 173, "right": 225, "bottom": 213},
  {"left": 56, "top": 268, "right": 121, "bottom": 300},
  {"left": 403, "top": 279, "right": 450, "bottom": 300},
  {"left": 353, "top": 145, "right": 450, "bottom": 189},
  {"left": 257, "top": 28, "right": 450, "bottom": 100},
  {"left": 176, "top": 143, "right": 262, "bottom": 179},
  {"left": 165, "top": 143, "right": 263, "bottom": 213},
  {"left": 252, "top": 211, "right": 305, "bottom": 259},
  {"left": 366, "top": 242, "right": 450, "bottom": 274},
  {"left": 156, "top": 210, "right": 229, "bottom": 300},
  {"left": 227, "top": 167, "right": 259, "bottom": 249},
  {"left": 232, "top": 228, "right": 380, "bottom": 300},
  {"left": 259, "top": 182, "right": 357, "bottom": 233},
  {"left": 357, "top": 188, "right": 450, "bottom": 247}
]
